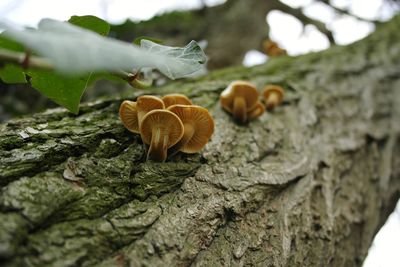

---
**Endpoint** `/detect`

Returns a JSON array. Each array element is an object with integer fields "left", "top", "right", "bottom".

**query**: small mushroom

[
  {"left": 162, "top": 94, "right": 192, "bottom": 108},
  {"left": 263, "top": 85, "right": 284, "bottom": 110},
  {"left": 247, "top": 101, "right": 265, "bottom": 121},
  {"left": 136, "top": 95, "right": 165, "bottom": 125},
  {"left": 140, "top": 109, "right": 184, "bottom": 162},
  {"left": 263, "top": 40, "right": 287, "bottom": 57},
  {"left": 167, "top": 104, "right": 214, "bottom": 156},
  {"left": 119, "top": 100, "right": 139, "bottom": 133},
  {"left": 220, "top": 81, "right": 259, "bottom": 124}
]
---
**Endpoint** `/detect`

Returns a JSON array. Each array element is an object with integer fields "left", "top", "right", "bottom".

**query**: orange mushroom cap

[
  {"left": 220, "top": 81, "right": 259, "bottom": 123},
  {"left": 220, "top": 81, "right": 259, "bottom": 112},
  {"left": 162, "top": 94, "right": 192, "bottom": 108},
  {"left": 119, "top": 100, "right": 139, "bottom": 133},
  {"left": 263, "top": 40, "right": 287, "bottom": 57},
  {"left": 263, "top": 85, "right": 284, "bottom": 110},
  {"left": 136, "top": 95, "right": 165, "bottom": 125},
  {"left": 168, "top": 104, "right": 214, "bottom": 154},
  {"left": 247, "top": 101, "right": 265, "bottom": 121},
  {"left": 140, "top": 109, "right": 184, "bottom": 162}
]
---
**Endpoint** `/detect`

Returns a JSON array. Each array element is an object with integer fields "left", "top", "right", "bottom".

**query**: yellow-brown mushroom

[
  {"left": 263, "top": 40, "right": 287, "bottom": 57},
  {"left": 136, "top": 95, "right": 165, "bottom": 125},
  {"left": 140, "top": 109, "right": 184, "bottom": 162},
  {"left": 162, "top": 94, "right": 192, "bottom": 108},
  {"left": 263, "top": 85, "right": 284, "bottom": 110},
  {"left": 247, "top": 101, "right": 265, "bottom": 121},
  {"left": 220, "top": 81, "right": 259, "bottom": 124},
  {"left": 167, "top": 104, "right": 214, "bottom": 156},
  {"left": 119, "top": 100, "right": 139, "bottom": 133}
]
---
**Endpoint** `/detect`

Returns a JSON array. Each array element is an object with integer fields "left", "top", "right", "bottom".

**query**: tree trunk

[{"left": 0, "top": 15, "right": 400, "bottom": 267}]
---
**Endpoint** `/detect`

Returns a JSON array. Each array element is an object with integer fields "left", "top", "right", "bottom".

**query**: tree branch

[
  {"left": 318, "top": 0, "right": 381, "bottom": 24},
  {"left": 271, "top": 0, "right": 336, "bottom": 44}
]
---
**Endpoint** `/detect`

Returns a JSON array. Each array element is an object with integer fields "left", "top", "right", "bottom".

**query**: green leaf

[
  {"left": 133, "top": 36, "right": 163, "bottom": 46},
  {"left": 0, "top": 64, "right": 27, "bottom": 83},
  {"left": 0, "top": 34, "right": 24, "bottom": 52},
  {"left": 27, "top": 70, "right": 91, "bottom": 114},
  {"left": 68, "top": 15, "right": 110, "bottom": 36},
  {"left": 0, "top": 19, "right": 207, "bottom": 79}
]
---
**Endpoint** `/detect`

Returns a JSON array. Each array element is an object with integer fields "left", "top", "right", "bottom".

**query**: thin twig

[
  {"left": 318, "top": 0, "right": 381, "bottom": 24},
  {"left": 0, "top": 48, "right": 152, "bottom": 88},
  {"left": 0, "top": 48, "right": 53, "bottom": 70}
]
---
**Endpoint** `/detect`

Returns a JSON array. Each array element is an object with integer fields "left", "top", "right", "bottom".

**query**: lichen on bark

[{"left": 0, "top": 15, "right": 400, "bottom": 267}]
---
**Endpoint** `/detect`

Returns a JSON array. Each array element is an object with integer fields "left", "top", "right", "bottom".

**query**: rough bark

[{"left": 1, "top": 15, "right": 400, "bottom": 267}]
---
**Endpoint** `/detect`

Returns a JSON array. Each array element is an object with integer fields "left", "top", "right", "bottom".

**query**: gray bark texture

[{"left": 1, "top": 15, "right": 400, "bottom": 267}]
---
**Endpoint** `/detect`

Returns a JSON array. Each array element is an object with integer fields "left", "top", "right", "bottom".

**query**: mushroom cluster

[
  {"left": 220, "top": 81, "right": 285, "bottom": 124},
  {"left": 119, "top": 94, "right": 214, "bottom": 162}
]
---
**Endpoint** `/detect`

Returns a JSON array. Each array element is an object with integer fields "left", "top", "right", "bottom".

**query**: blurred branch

[
  {"left": 271, "top": 0, "right": 335, "bottom": 44},
  {"left": 317, "top": 0, "right": 381, "bottom": 24}
]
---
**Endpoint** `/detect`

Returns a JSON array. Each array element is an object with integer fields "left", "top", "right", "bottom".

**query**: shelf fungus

[
  {"left": 119, "top": 100, "right": 139, "bottom": 133},
  {"left": 263, "top": 85, "right": 284, "bottom": 110},
  {"left": 140, "top": 109, "right": 184, "bottom": 162},
  {"left": 220, "top": 81, "right": 261, "bottom": 124},
  {"left": 167, "top": 104, "right": 214, "bottom": 156},
  {"left": 162, "top": 94, "right": 192, "bottom": 108}
]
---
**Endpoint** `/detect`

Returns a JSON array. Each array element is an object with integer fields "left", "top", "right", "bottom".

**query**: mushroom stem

[
  {"left": 266, "top": 93, "right": 279, "bottom": 110},
  {"left": 147, "top": 127, "right": 169, "bottom": 162},
  {"left": 233, "top": 97, "right": 247, "bottom": 123},
  {"left": 168, "top": 123, "right": 195, "bottom": 157}
]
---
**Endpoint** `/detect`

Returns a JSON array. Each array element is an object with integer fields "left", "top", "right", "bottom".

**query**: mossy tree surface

[{"left": 1, "top": 16, "right": 400, "bottom": 267}]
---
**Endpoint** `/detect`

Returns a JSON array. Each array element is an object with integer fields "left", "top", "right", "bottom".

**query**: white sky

[{"left": 0, "top": 0, "right": 399, "bottom": 266}]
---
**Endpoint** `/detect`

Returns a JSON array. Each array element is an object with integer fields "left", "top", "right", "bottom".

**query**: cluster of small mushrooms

[
  {"left": 119, "top": 82, "right": 283, "bottom": 162},
  {"left": 220, "top": 81, "right": 284, "bottom": 124},
  {"left": 119, "top": 94, "right": 214, "bottom": 162}
]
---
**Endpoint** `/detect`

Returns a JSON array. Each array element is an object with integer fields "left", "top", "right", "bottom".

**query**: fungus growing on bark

[
  {"left": 119, "top": 100, "right": 139, "bottom": 133},
  {"left": 140, "top": 109, "right": 184, "bottom": 162},
  {"left": 167, "top": 104, "right": 214, "bottom": 156},
  {"left": 263, "top": 40, "right": 287, "bottom": 57},
  {"left": 247, "top": 101, "right": 265, "bottom": 121},
  {"left": 263, "top": 85, "right": 284, "bottom": 110},
  {"left": 162, "top": 94, "right": 192, "bottom": 108},
  {"left": 220, "top": 81, "right": 259, "bottom": 124},
  {"left": 136, "top": 95, "right": 165, "bottom": 125}
]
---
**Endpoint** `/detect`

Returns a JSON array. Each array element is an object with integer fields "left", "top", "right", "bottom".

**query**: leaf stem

[
  {"left": 114, "top": 70, "right": 153, "bottom": 89},
  {"left": 0, "top": 48, "right": 53, "bottom": 70},
  {"left": 0, "top": 48, "right": 152, "bottom": 88}
]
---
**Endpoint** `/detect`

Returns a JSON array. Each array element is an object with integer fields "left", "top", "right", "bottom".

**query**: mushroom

[
  {"left": 140, "top": 109, "right": 184, "bottom": 162},
  {"left": 119, "top": 100, "right": 139, "bottom": 133},
  {"left": 220, "top": 81, "right": 259, "bottom": 124},
  {"left": 247, "top": 101, "right": 265, "bottom": 121},
  {"left": 136, "top": 95, "right": 165, "bottom": 125},
  {"left": 263, "top": 85, "right": 284, "bottom": 110},
  {"left": 167, "top": 104, "right": 214, "bottom": 156},
  {"left": 162, "top": 94, "right": 192, "bottom": 108},
  {"left": 263, "top": 40, "right": 287, "bottom": 57}
]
